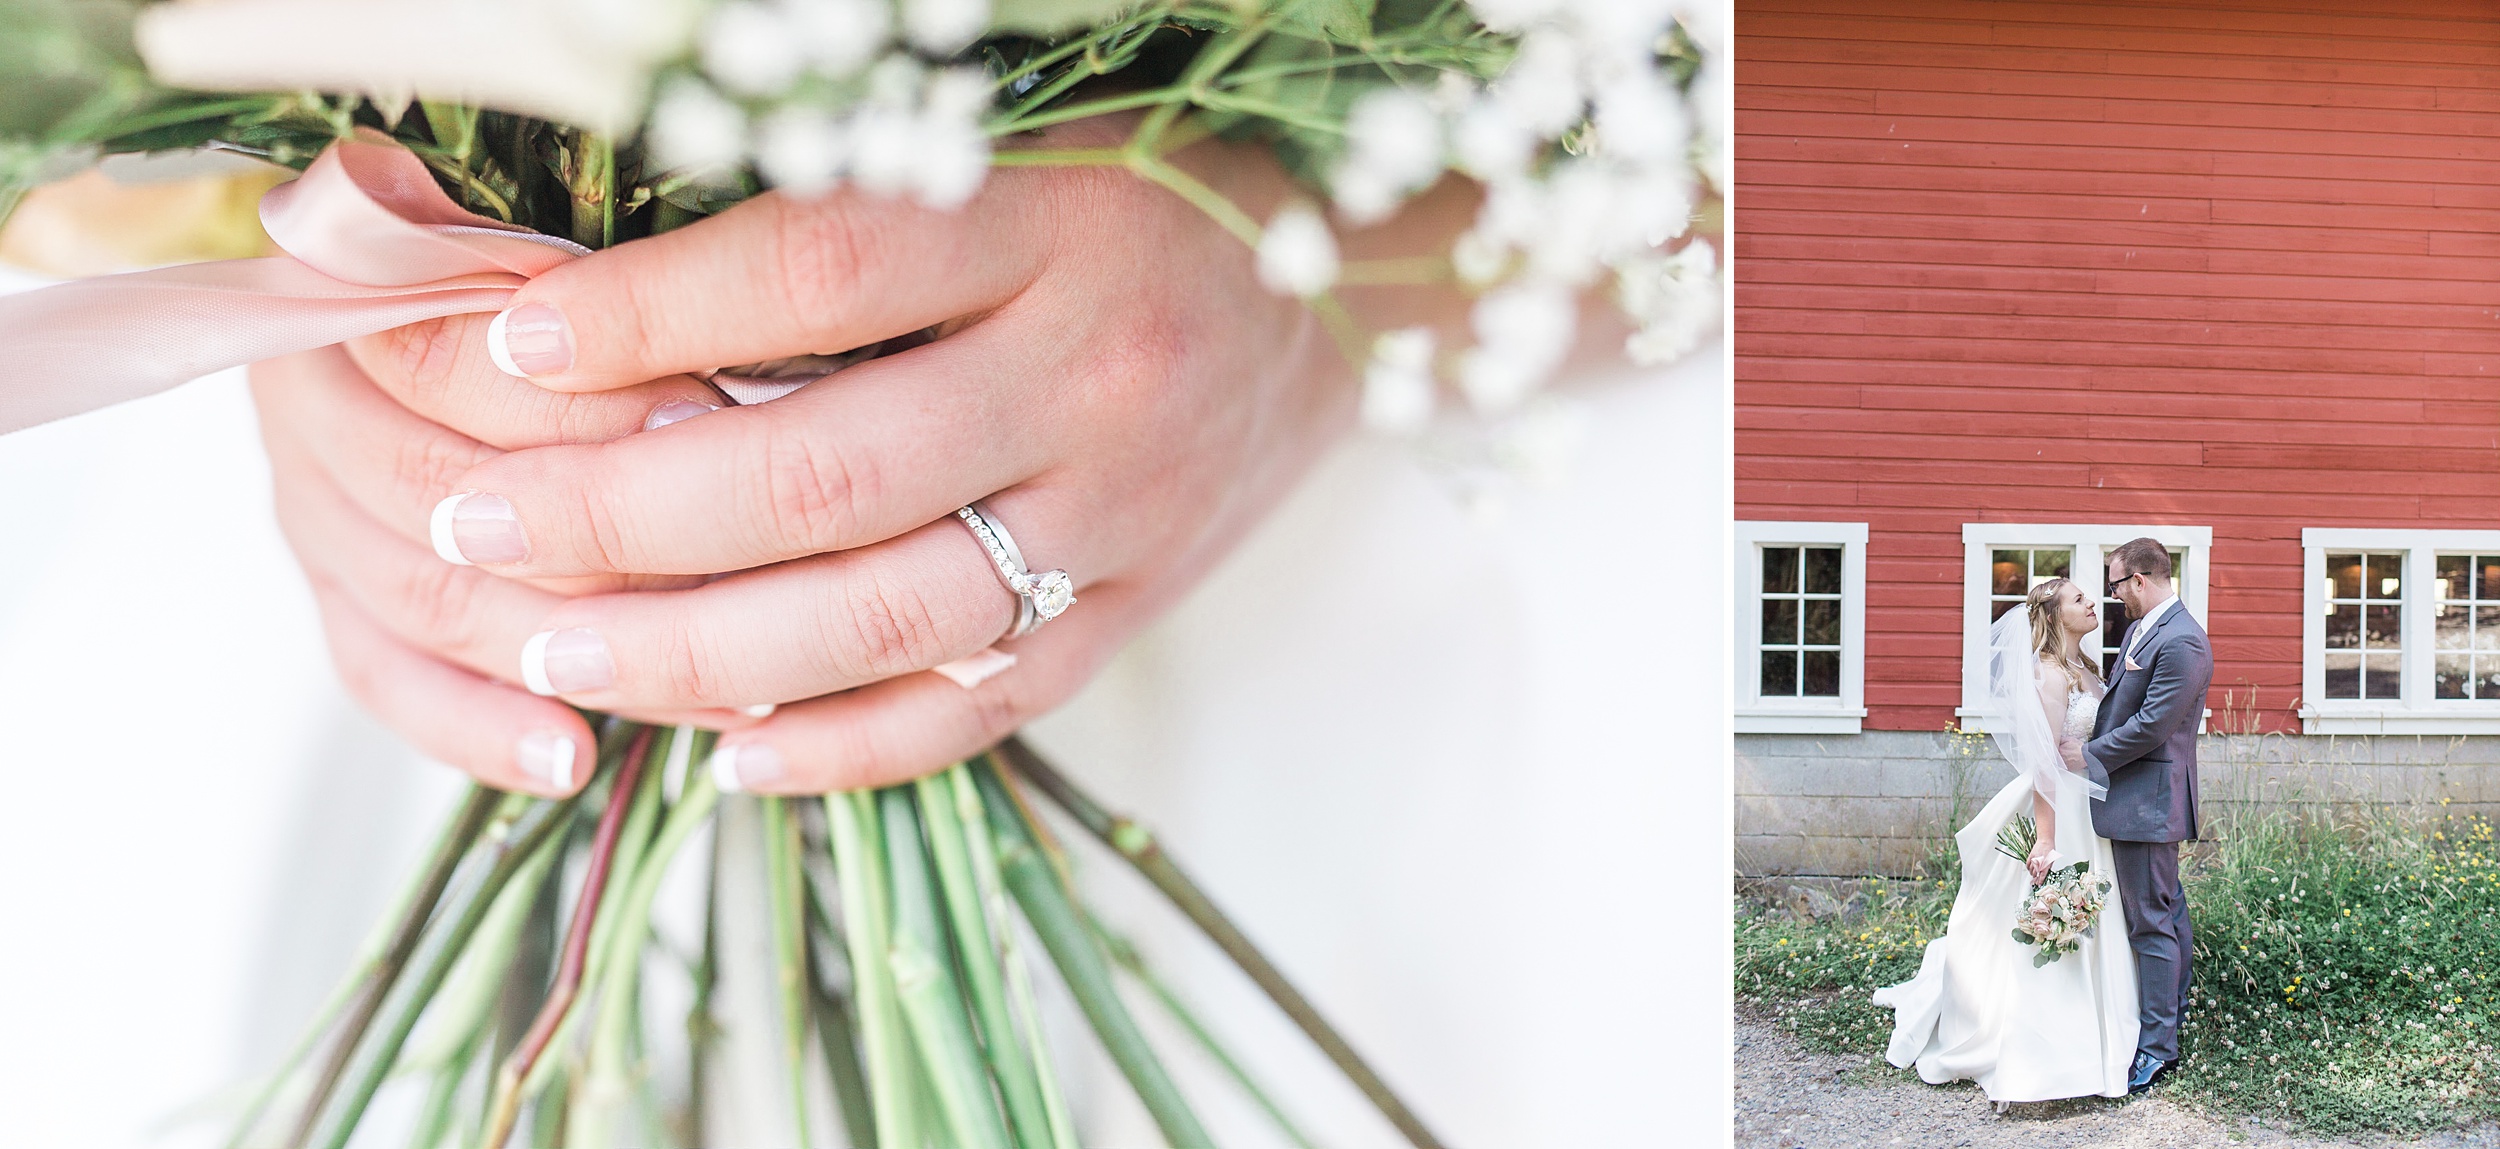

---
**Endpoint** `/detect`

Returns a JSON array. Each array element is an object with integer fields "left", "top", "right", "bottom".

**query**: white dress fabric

[
  {"left": 0, "top": 249, "right": 1722, "bottom": 1149},
  {"left": 1872, "top": 686, "right": 2140, "bottom": 1102}
]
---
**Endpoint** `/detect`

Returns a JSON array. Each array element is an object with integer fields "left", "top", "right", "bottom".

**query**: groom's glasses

[{"left": 2107, "top": 572, "right": 2141, "bottom": 595}]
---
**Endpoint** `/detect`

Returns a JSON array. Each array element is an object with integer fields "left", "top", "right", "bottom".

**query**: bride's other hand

[
  {"left": 2059, "top": 737, "right": 2088, "bottom": 773},
  {"left": 259, "top": 127, "right": 1471, "bottom": 794},
  {"left": 2027, "top": 840, "right": 2055, "bottom": 885}
]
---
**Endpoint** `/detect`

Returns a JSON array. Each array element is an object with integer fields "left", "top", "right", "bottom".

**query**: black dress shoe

[{"left": 2127, "top": 1051, "right": 2172, "bottom": 1094}]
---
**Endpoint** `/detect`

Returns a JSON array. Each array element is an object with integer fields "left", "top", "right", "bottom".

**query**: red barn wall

[{"left": 1735, "top": 0, "right": 2500, "bottom": 733}]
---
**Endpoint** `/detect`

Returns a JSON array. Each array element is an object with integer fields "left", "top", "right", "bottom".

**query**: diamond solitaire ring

[{"left": 956, "top": 502, "right": 1073, "bottom": 638}]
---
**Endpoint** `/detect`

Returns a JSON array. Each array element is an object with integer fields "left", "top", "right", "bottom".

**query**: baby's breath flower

[
  {"left": 1360, "top": 327, "right": 1437, "bottom": 434},
  {"left": 648, "top": 77, "right": 747, "bottom": 171},
  {"left": 1255, "top": 206, "right": 1340, "bottom": 298},
  {"left": 701, "top": 0, "right": 806, "bottom": 97}
]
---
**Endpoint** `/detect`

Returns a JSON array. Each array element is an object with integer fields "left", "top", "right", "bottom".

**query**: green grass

[{"left": 1736, "top": 808, "right": 2500, "bottom": 1136}]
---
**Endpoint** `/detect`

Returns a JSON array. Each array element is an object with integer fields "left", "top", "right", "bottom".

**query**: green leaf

[
  {"left": 1273, "top": 0, "right": 1373, "bottom": 44},
  {"left": 989, "top": 0, "right": 1139, "bottom": 37}
]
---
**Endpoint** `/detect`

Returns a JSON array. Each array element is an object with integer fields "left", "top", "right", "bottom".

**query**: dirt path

[{"left": 1733, "top": 1008, "right": 2500, "bottom": 1149}]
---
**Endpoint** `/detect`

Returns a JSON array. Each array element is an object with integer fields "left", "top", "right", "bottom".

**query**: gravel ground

[{"left": 1734, "top": 1007, "right": 2500, "bottom": 1149}]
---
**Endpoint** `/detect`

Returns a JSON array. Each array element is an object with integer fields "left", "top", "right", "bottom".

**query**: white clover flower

[
  {"left": 908, "top": 67, "right": 994, "bottom": 207},
  {"left": 1255, "top": 206, "right": 1340, "bottom": 297},
  {"left": 905, "top": 0, "right": 989, "bottom": 53},
  {"left": 1332, "top": 88, "right": 1445, "bottom": 224},
  {"left": 702, "top": 1, "right": 806, "bottom": 97},
  {"left": 1459, "top": 284, "right": 1576, "bottom": 413},
  {"left": 786, "top": 0, "right": 890, "bottom": 76},
  {"left": 755, "top": 105, "right": 846, "bottom": 195},
  {"left": 1360, "top": 327, "right": 1437, "bottom": 434},
  {"left": 648, "top": 77, "right": 748, "bottom": 171}
]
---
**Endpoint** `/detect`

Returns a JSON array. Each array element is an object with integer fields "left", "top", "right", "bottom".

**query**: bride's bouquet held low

[
  {"left": 0, "top": 0, "right": 1720, "bottom": 1144},
  {"left": 1993, "top": 814, "right": 2113, "bottom": 969}
]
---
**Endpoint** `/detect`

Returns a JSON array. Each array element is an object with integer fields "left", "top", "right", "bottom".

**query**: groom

[{"left": 2086, "top": 537, "right": 2213, "bottom": 1095}]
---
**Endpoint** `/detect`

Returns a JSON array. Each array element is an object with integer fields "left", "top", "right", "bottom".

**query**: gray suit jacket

[{"left": 2087, "top": 601, "right": 2213, "bottom": 843}]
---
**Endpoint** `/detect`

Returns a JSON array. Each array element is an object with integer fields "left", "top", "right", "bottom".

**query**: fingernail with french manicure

[
  {"left": 486, "top": 302, "right": 574, "bottom": 378},
  {"left": 520, "top": 628, "right": 614, "bottom": 696},
  {"left": 740, "top": 703, "right": 777, "bottom": 718},
  {"left": 516, "top": 729, "right": 579, "bottom": 791},
  {"left": 430, "top": 491, "right": 527, "bottom": 566},
  {"left": 644, "top": 399, "right": 718, "bottom": 431},
  {"left": 709, "top": 743, "right": 786, "bottom": 794}
]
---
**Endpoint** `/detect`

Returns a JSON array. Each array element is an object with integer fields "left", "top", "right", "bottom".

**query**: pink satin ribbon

[{"left": 0, "top": 130, "right": 589, "bottom": 436}]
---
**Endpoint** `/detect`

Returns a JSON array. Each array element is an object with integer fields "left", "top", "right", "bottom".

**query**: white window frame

[
  {"left": 1736, "top": 521, "right": 1867, "bottom": 734},
  {"left": 1956, "top": 523, "right": 2212, "bottom": 733},
  {"left": 2301, "top": 528, "right": 2500, "bottom": 734}
]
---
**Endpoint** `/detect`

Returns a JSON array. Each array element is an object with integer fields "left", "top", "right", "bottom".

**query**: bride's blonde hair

[{"left": 2026, "top": 577, "right": 2102, "bottom": 691}]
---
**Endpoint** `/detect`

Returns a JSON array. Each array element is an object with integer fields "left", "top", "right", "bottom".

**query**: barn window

[
  {"left": 1737, "top": 521, "right": 1866, "bottom": 734},
  {"left": 1957, "top": 524, "right": 2212, "bottom": 734},
  {"left": 2303, "top": 530, "right": 2500, "bottom": 733}
]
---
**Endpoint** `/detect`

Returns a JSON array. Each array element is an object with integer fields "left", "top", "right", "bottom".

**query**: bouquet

[
  {"left": 0, "top": 0, "right": 1721, "bottom": 1144},
  {"left": 1993, "top": 813, "right": 2113, "bottom": 968}
]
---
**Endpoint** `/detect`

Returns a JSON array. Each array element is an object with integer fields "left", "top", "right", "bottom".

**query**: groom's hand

[{"left": 254, "top": 124, "right": 1481, "bottom": 795}]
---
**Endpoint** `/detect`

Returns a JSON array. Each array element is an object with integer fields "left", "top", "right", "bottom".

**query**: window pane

[
  {"left": 2440, "top": 554, "right": 2470, "bottom": 601},
  {"left": 2325, "top": 652, "right": 2361, "bottom": 699},
  {"left": 1992, "top": 552, "right": 2026, "bottom": 597},
  {"left": 1801, "top": 651, "right": 1840, "bottom": 697},
  {"left": 2032, "top": 549, "right": 2070, "bottom": 580},
  {"left": 1803, "top": 547, "right": 1842, "bottom": 595},
  {"left": 2482, "top": 657, "right": 2500, "bottom": 699},
  {"left": 2480, "top": 606, "right": 2500, "bottom": 650},
  {"left": 2330, "top": 554, "right": 2362, "bottom": 600},
  {"left": 1990, "top": 599, "right": 2018, "bottom": 622},
  {"left": 1761, "top": 650, "right": 1798, "bottom": 696},
  {"left": 1761, "top": 599, "right": 1799, "bottom": 646},
  {"left": 2366, "top": 605, "right": 2402, "bottom": 649},
  {"left": 2439, "top": 604, "right": 2470, "bottom": 651},
  {"left": 1762, "top": 546, "right": 1798, "bottom": 593},
  {"left": 1802, "top": 598, "right": 1840, "bottom": 646},
  {"left": 2325, "top": 605, "right": 2359, "bottom": 650},
  {"left": 2440, "top": 653, "right": 2472, "bottom": 699},
  {"left": 2369, "top": 553, "right": 2403, "bottom": 599},
  {"left": 2366, "top": 653, "right": 2403, "bottom": 700},
  {"left": 2167, "top": 548, "right": 2186, "bottom": 598},
  {"left": 2482, "top": 557, "right": 2500, "bottom": 601}
]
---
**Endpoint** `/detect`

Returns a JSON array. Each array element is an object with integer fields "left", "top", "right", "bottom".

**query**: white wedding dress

[
  {"left": 1872, "top": 684, "right": 2140, "bottom": 1102},
  {"left": 0, "top": 255, "right": 1718, "bottom": 1146}
]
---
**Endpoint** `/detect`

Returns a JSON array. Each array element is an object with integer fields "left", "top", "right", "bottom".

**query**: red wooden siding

[{"left": 1735, "top": 0, "right": 2500, "bottom": 733}]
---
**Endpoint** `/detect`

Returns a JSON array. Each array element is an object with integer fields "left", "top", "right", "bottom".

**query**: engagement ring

[{"left": 956, "top": 502, "right": 1073, "bottom": 638}]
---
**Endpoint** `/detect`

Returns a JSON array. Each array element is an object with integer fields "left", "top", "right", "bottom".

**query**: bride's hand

[
  {"left": 2058, "top": 737, "right": 2088, "bottom": 773},
  {"left": 2027, "top": 840, "right": 2056, "bottom": 885},
  {"left": 253, "top": 128, "right": 1459, "bottom": 795}
]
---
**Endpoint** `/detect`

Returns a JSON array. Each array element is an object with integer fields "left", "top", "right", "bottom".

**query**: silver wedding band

[{"left": 956, "top": 502, "right": 1073, "bottom": 638}]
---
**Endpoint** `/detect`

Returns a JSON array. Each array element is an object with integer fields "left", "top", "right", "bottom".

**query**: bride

[{"left": 1874, "top": 577, "right": 2140, "bottom": 1103}]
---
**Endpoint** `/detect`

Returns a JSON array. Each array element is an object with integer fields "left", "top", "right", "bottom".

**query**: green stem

[
  {"left": 763, "top": 796, "right": 817, "bottom": 1147},
  {"left": 578, "top": 735, "right": 723, "bottom": 1148},
  {"left": 954, "top": 769, "right": 1080, "bottom": 1149},
  {"left": 803, "top": 867, "right": 880, "bottom": 1149},
  {"left": 882, "top": 788, "right": 1015, "bottom": 1149},
  {"left": 827, "top": 790, "right": 921, "bottom": 1148},
  {"left": 278, "top": 785, "right": 502, "bottom": 1149},
  {"left": 406, "top": 1027, "right": 487, "bottom": 1149},
  {"left": 483, "top": 727, "right": 658, "bottom": 1147},
  {"left": 995, "top": 737, "right": 1446, "bottom": 1149},
  {"left": 920, "top": 770, "right": 1054, "bottom": 1149},
  {"left": 1125, "top": 155, "right": 1262, "bottom": 247},
  {"left": 1091, "top": 921, "right": 1318, "bottom": 1149},
  {"left": 971, "top": 762, "right": 1213, "bottom": 1149},
  {"left": 309, "top": 794, "right": 582, "bottom": 1149}
]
